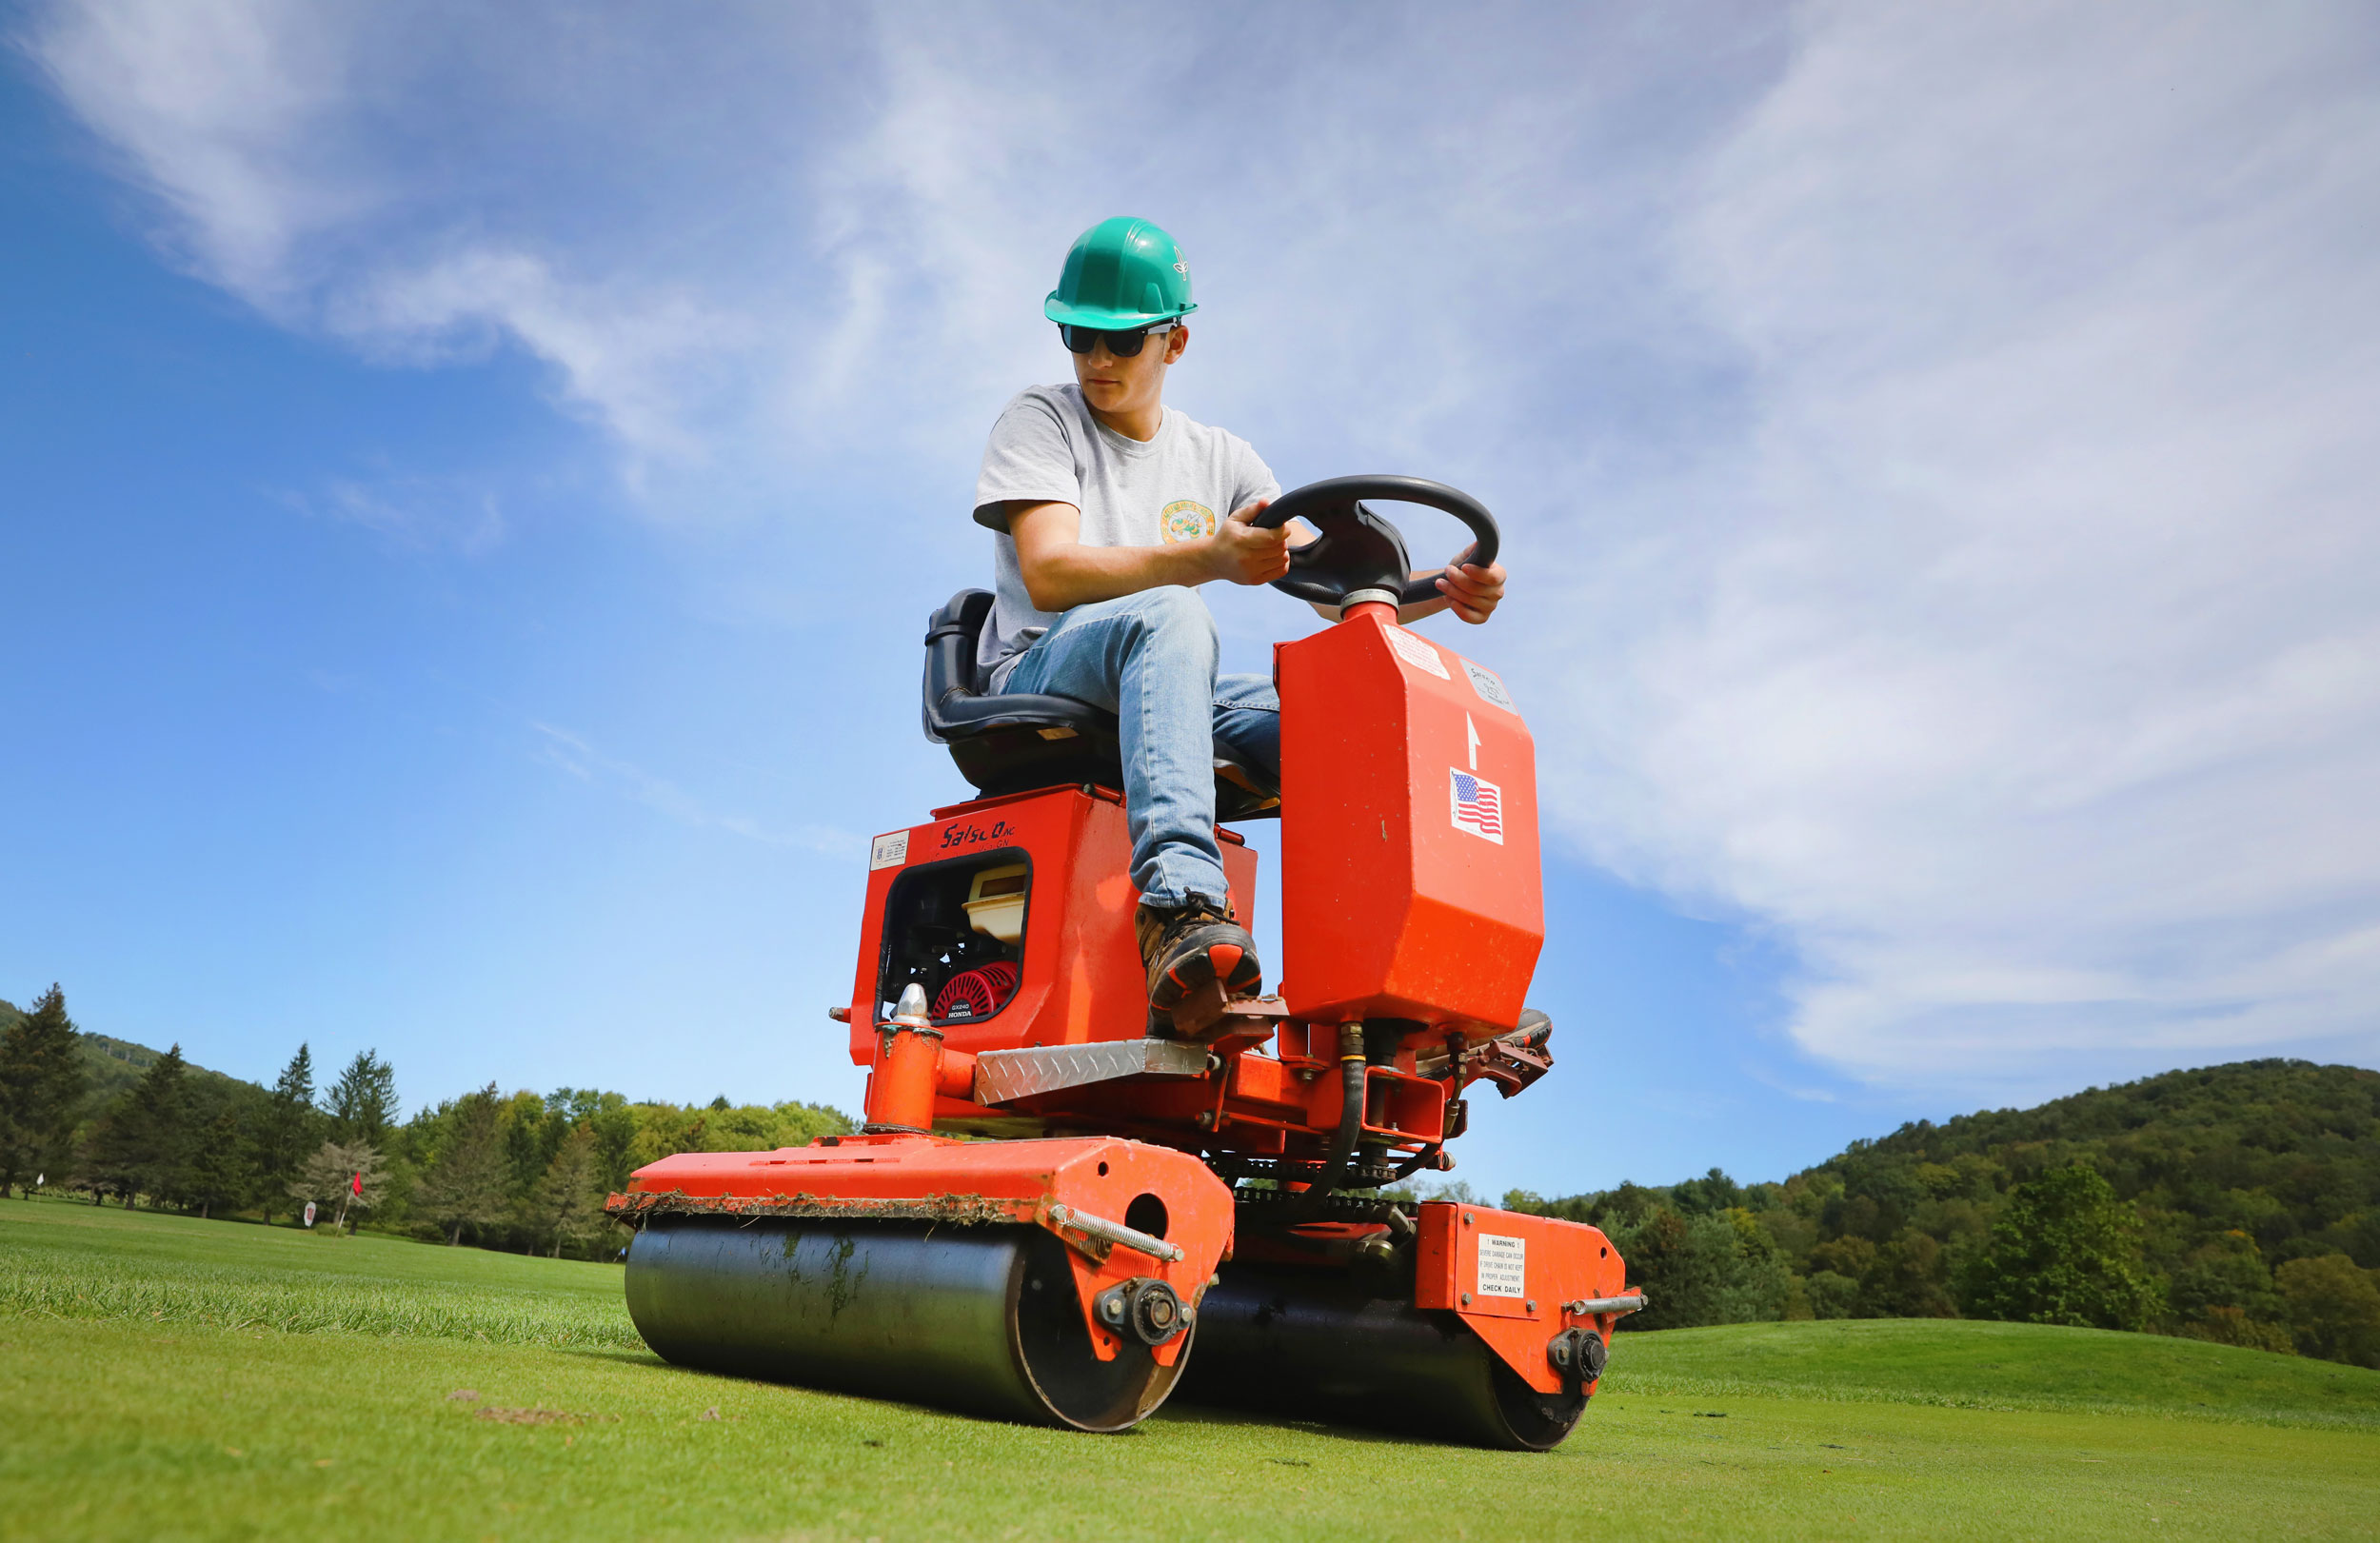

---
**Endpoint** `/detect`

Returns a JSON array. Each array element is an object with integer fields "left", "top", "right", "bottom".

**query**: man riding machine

[{"left": 606, "top": 218, "right": 1639, "bottom": 1449}]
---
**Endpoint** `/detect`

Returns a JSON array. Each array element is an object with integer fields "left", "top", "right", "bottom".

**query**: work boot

[{"left": 1136, "top": 895, "right": 1262, "bottom": 1025}]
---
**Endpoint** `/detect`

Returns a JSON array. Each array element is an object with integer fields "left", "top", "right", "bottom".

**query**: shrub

[
  {"left": 2275, "top": 1254, "right": 2380, "bottom": 1368},
  {"left": 1958, "top": 1164, "right": 2162, "bottom": 1331}
]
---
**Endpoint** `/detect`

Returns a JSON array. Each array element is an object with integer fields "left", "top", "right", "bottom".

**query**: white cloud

[
  {"left": 1534, "top": 2, "right": 2380, "bottom": 1091},
  {"left": 26, "top": 0, "right": 754, "bottom": 472},
  {"left": 27, "top": 0, "right": 2380, "bottom": 1096},
  {"left": 27, "top": 0, "right": 361, "bottom": 296}
]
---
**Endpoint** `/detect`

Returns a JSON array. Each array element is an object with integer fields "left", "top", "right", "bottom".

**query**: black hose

[{"left": 1281, "top": 1024, "right": 1367, "bottom": 1219}]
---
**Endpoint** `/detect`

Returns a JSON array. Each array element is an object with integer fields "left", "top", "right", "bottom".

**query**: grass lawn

[
  {"left": 10, "top": 1197, "right": 2379, "bottom": 1541},
  {"left": 1614, "top": 1316, "right": 2380, "bottom": 1429}
]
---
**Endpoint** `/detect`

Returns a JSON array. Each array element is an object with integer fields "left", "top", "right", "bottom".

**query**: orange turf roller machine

[{"left": 607, "top": 477, "right": 1641, "bottom": 1447}]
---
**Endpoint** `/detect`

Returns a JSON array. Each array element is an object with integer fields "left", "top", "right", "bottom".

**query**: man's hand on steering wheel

[
  {"left": 1208, "top": 499, "right": 1293, "bottom": 586},
  {"left": 1433, "top": 543, "right": 1506, "bottom": 623}
]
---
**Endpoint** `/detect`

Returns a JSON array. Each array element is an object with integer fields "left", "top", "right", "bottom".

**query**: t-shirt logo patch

[{"left": 1159, "top": 500, "right": 1216, "bottom": 543}]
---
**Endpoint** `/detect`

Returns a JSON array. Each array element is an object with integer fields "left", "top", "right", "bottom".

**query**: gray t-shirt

[{"left": 971, "top": 385, "right": 1279, "bottom": 687}]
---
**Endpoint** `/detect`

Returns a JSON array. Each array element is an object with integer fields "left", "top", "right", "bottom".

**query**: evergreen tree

[
  {"left": 417, "top": 1086, "right": 510, "bottom": 1246},
  {"left": 0, "top": 985, "right": 87, "bottom": 1197},
  {"left": 327, "top": 1050, "right": 398, "bottom": 1145},
  {"left": 79, "top": 1042, "right": 195, "bottom": 1207},
  {"left": 1597, "top": 1201, "right": 1795, "bottom": 1328},
  {"left": 529, "top": 1125, "right": 606, "bottom": 1258},
  {"left": 276, "top": 1043, "right": 316, "bottom": 1106},
  {"left": 182, "top": 1106, "right": 257, "bottom": 1219},
  {"left": 1959, "top": 1164, "right": 2163, "bottom": 1330},
  {"left": 257, "top": 1044, "right": 325, "bottom": 1224}
]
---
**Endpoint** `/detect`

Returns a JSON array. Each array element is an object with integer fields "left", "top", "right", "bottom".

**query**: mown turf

[
  {"left": 1610, "top": 1317, "right": 2380, "bottom": 1429},
  {"left": 10, "top": 1199, "right": 2379, "bottom": 1541},
  {"left": 0, "top": 1194, "right": 633, "bottom": 1345}
]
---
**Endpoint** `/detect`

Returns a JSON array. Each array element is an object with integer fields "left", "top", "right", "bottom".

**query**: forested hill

[
  {"left": 1506, "top": 1058, "right": 2380, "bottom": 1367},
  {"left": 1794, "top": 1059, "right": 2379, "bottom": 1277},
  {"left": 1861, "top": 1058, "right": 2377, "bottom": 1176},
  {"left": 76, "top": 1032, "right": 259, "bottom": 1110},
  {"left": 0, "top": 998, "right": 260, "bottom": 1113}
]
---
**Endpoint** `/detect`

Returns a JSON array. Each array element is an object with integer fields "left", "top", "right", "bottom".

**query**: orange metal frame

[
  {"left": 614, "top": 1133, "right": 1232, "bottom": 1366},
  {"left": 843, "top": 784, "right": 1259, "bottom": 1070},
  {"left": 1277, "top": 609, "right": 1544, "bottom": 1030},
  {"left": 612, "top": 604, "right": 1626, "bottom": 1397},
  {"left": 1414, "top": 1201, "right": 1628, "bottom": 1394}
]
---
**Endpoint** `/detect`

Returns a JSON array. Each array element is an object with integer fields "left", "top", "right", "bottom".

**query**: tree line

[
  {"left": 1499, "top": 1058, "right": 2380, "bottom": 1370},
  {"left": 9, "top": 989, "right": 2375, "bottom": 1362},
  {"left": 0, "top": 986, "right": 850, "bottom": 1258}
]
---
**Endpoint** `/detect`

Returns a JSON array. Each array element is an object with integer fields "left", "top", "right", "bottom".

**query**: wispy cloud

[
  {"left": 273, "top": 476, "right": 506, "bottom": 555},
  {"left": 531, "top": 723, "right": 853, "bottom": 857}
]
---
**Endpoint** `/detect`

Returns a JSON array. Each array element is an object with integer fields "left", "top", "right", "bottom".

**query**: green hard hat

[{"left": 1044, "top": 216, "right": 1198, "bottom": 329}]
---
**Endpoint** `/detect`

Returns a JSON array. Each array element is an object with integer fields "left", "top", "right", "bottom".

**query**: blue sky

[{"left": 6, "top": 2, "right": 2377, "bottom": 1200}]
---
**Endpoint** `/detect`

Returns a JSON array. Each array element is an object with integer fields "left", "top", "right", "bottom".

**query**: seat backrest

[
  {"left": 922, "top": 589, "right": 997, "bottom": 739},
  {"left": 922, "top": 588, "right": 1121, "bottom": 748}
]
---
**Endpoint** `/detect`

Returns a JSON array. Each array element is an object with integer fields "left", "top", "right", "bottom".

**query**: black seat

[{"left": 922, "top": 590, "right": 1280, "bottom": 821}]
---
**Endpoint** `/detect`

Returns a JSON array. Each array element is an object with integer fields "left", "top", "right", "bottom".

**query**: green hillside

[
  {"left": 74, "top": 1031, "right": 259, "bottom": 1110},
  {"left": 1511, "top": 1059, "right": 2380, "bottom": 1367},
  {"left": 0, "top": 997, "right": 258, "bottom": 1115}
]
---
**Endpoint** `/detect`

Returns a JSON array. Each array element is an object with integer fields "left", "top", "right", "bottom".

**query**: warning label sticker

[
  {"left": 1449, "top": 768, "right": 1506, "bottom": 844},
  {"left": 1464, "top": 659, "right": 1517, "bottom": 712},
  {"left": 869, "top": 830, "right": 911, "bottom": 870},
  {"left": 1384, "top": 624, "right": 1450, "bottom": 680},
  {"left": 1478, "top": 1234, "right": 1527, "bottom": 1298}
]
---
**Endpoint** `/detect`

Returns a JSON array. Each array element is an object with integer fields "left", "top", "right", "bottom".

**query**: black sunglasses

[{"left": 1058, "top": 322, "right": 1174, "bottom": 357}]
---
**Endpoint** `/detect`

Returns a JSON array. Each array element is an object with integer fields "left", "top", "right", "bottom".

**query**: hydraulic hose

[{"left": 1281, "top": 1022, "right": 1366, "bottom": 1219}]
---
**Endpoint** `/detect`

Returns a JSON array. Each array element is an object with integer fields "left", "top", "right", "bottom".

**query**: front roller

[
  {"left": 627, "top": 1219, "right": 1180, "bottom": 1431},
  {"left": 605, "top": 1132, "right": 1234, "bottom": 1434}
]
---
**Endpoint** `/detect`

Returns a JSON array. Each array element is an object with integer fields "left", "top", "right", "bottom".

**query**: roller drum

[
  {"left": 625, "top": 1217, "right": 1182, "bottom": 1433},
  {"left": 1180, "top": 1261, "right": 1584, "bottom": 1451}
]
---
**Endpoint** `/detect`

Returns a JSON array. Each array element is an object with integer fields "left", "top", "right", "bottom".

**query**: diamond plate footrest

[{"left": 973, "top": 1039, "right": 1210, "bottom": 1106}]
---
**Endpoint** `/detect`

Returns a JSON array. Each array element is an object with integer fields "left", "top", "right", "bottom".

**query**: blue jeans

[{"left": 997, "top": 586, "right": 1279, "bottom": 908}]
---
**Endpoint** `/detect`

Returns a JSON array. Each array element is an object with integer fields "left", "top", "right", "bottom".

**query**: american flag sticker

[{"left": 1449, "top": 768, "right": 1505, "bottom": 843}]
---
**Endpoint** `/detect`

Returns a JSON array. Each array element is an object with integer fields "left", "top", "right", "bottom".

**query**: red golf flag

[{"left": 351, "top": 1171, "right": 364, "bottom": 1197}]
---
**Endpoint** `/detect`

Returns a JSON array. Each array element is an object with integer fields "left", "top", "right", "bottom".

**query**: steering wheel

[{"left": 1249, "top": 475, "right": 1500, "bottom": 610}]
